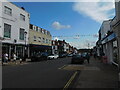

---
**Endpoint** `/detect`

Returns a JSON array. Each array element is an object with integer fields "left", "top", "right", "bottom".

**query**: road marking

[
  {"left": 58, "top": 65, "right": 67, "bottom": 69},
  {"left": 63, "top": 71, "right": 78, "bottom": 89}
]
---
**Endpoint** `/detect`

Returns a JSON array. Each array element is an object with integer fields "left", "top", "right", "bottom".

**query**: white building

[
  {"left": 99, "top": 20, "right": 117, "bottom": 64},
  {"left": 0, "top": 1, "right": 30, "bottom": 59}
]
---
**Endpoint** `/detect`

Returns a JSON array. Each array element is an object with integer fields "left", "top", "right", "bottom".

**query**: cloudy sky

[{"left": 13, "top": 0, "right": 115, "bottom": 49}]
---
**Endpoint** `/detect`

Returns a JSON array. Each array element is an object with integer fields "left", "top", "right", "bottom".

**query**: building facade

[
  {"left": 29, "top": 24, "right": 52, "bottom": 57},
  {"left": 97, "top": 20, "right": 118, "bottom": 64},
  {"left": 52, "top": 39, "right": 76, "bottom": 55},
  {"left": 52, "top": 40, "right": 58, "bottom": 55},
  {"left": 110, "top": 0, "right": 120, "bottom": 81},
  {"left": 0, "top": 1, "right": 30, "bottom": 60}
]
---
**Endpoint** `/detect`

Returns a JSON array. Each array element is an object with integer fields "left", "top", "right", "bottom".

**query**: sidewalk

[
  {"left": 1, "top": 59, "right": 31, "bottom": 66},
  {"left": 74, "top": 56, "right": 119, "bottom": 89}
]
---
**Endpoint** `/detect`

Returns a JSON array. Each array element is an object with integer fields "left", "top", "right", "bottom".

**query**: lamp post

[
  {"left": 0, "top": 37, "right": 5, "bottom": 65},
  {"left": 24, "top": 31, "right": 27, "bottom": 61}
]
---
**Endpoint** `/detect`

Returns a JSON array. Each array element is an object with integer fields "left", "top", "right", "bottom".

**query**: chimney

[{"left": 21, "top": 7, "right": 25, "bottom": 10}]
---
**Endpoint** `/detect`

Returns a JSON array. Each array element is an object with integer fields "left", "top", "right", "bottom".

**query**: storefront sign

[{"left": 102, "top": 33, "right": 116, "bottom": 44}]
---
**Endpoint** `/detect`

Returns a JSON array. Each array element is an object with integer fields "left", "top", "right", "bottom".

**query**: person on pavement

[
  {"left": 86, "top": 53, "right": 90, "bottom": 64},
  {"left": 4, "top": 53, "right": 8, "bottom": 63},
  {"left": 13, "top": 53, "right": 17, "bottom": 64}
]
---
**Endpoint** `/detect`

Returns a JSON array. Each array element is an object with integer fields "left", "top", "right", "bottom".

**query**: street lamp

[
  {"left": 0, "top": 37, "right": 5, "bottom": 65},
  {"left": 24, "top": 31, "right": 27, "bottom": 61}
]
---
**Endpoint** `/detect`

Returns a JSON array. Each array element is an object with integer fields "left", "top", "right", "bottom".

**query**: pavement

[
  {"left": 1, "top": 59, "right": 31, "bottom": 66},
  {"left": 72, "top": 56, "right": 119, "bottom": 89}
]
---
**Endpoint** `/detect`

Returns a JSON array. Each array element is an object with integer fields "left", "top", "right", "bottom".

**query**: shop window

[
  {"left": 113, "top": 40, "right": 118, "bottom": 64},
  {"left": 4, "top": 23, "right": 11, "bottom": 38}
]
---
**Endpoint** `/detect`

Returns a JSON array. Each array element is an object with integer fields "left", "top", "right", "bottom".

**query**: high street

[{"left": 2, "top": 57, "right": 78, "bottom": 88}]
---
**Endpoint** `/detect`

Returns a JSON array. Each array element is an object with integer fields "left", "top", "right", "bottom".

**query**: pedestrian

[
  {"left": 4, "top": 53, "right": 8, "bottom": 63},
  {"left": 13, "top": 53, "right": 17, "bottom": 64},
  {"left": 19, "top": 58, "right": 22, "bottom": 63},
  {"left": 94, "top": 52, "right": 97, "bottom": 59},
  {"left": 86, "top": 53, "right": 90, "bottom": 64}
]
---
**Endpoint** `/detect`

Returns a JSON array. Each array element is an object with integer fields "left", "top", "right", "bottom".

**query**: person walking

[
  {"left": 13, "top": 53, "right": 17, "bottom": 64},
  {"left": 86, "top": 53, "right": 90, "bottom": 64},
  {"left": 93, "top": 52, "right": 97, "bottom": 60},
  {"left": 4, "top": 53, "right": 8, "bottom": 63}
]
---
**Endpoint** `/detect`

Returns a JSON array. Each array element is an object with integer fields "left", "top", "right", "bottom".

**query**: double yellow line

[{"left": 63, "top": 71, "right": 78, "bottom": 89}]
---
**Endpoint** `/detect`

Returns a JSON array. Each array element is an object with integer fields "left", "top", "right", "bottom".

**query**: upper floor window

[
  {"left": 34, "top": 36, "right": 37, "bottom": 41},
  {"left": 49, "top": 40, "right": 51, "bottom": 44},
  {"left": 4, "top": 6, "right": 12, "bottom": 16},
  {"left": 30, "top": 24, "right": 33, "bottom": 29},
  {"left": 19, "top": 28, "right": 25, "bottom": 40},
  {"left": 33, "top": 26, "right": 36, "bottom": 31},
  {"left": 46, "top": 39, "right": 48, "bottom": 43},
  {"left": 36, "top": 27, "right": 38, "bottom": 32},
  {"left": 4, "top": 23, "right": 11, "bottom": 38},
  {"left": 45, "top": 31, "right": 47, "bottom": 35},
  {"left": 38, "top": 37, "right": 41, "bottom": 42},
  {"left": 43, "top": 38, "right": 45, "bottom": 43},
  {"left": 20, "top": 14, "right": 25, "bottom": 21},
  {"left": 42, "top": 29, "right": 44, "bottom": 34}
]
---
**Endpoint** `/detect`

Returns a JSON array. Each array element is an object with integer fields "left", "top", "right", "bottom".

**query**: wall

[
  {"left": 100, "top": 20, "right": 111, "bottom": 40},
  {"left": 29, "top": 29, "right": 52, "bottom": 46},
  {"left": 0, "top": 2, "right": 29, "bottom": 45}
]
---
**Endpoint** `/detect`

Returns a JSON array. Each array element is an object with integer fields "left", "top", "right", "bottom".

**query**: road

[{"left": 2, "top": 57, "right": 79, "bottom": 88}]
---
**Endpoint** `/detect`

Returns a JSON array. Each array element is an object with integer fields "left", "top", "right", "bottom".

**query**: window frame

[
  {"left": 33, "top": 36, "right": 37, "bottom": 41},
  {"left": 20, "top": 14, "right": 25, "bottom": 21},
  {"left": 19, "top": 28, "right": 25, "bottom": 40},
  {"left": 4, "top": 6, "right": 12, "bottom": 16},
  {"left": 4, "top": 23, "right": 11, "bottom": 38}
]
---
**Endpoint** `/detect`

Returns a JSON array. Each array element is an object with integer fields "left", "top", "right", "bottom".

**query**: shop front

[
  {"left": 2, "top": 43, "right": 26, "bottom": 60},
  {"left": 102, "top": 33, "right": 118, "bottom": 65},
  {"left": 29, "top": 44, "right": 52, "bottom": 57}
]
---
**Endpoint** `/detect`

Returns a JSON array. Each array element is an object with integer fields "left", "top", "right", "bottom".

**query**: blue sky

[{"left": 14, "top": 1, "right": 115, "bottom": 49}]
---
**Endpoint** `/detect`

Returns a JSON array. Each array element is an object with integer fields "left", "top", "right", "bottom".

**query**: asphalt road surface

[{"left": 2, "top": 57, "right": 78, "bottom": 88}]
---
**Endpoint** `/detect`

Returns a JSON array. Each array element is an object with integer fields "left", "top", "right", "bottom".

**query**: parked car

[
  {"left": 71, "top": 54, "right": 85, "bottom": 64},
  {"left": 82, "top": 52, "right": 90, "bottom": 59},
  {"left": 59, "top": 53, "right": 67, "bottom": 58},
  {"left": 82, "top": 53, "right": 87, "bottom": 59},
  {"left": 31, "top": 52, "right": 49, "bottom": 61},
  {"left": 68, "top": 54, "right": 73, "bottom": 57},
  {"left": 47, "top": 54, "right": 59, "bottom": 60}
]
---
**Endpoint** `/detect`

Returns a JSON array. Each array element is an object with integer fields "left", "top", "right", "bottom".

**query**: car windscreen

[{"left": 73, "top": 55, "right": 81, "bottom": 58}]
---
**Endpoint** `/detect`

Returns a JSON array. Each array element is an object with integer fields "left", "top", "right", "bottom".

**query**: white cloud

[
  {"left": 52, "top": 21, "right": 71, "bottom": 30},
  {"left": 73, "top": 1, "right": 115, "bottom": 23}
]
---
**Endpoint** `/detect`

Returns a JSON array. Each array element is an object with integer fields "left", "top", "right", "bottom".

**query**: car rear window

[{"left": 73, "top": 55, "right": 81, "bottom": 58}]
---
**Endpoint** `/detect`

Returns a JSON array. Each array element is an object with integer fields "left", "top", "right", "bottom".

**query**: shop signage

[{"left": 102, "top": 33, "right": 116, "bottom": 44}]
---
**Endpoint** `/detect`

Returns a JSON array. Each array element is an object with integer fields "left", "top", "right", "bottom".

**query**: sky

[{"left": 13, "top": 1, "right": 115, "bottom": 49}]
